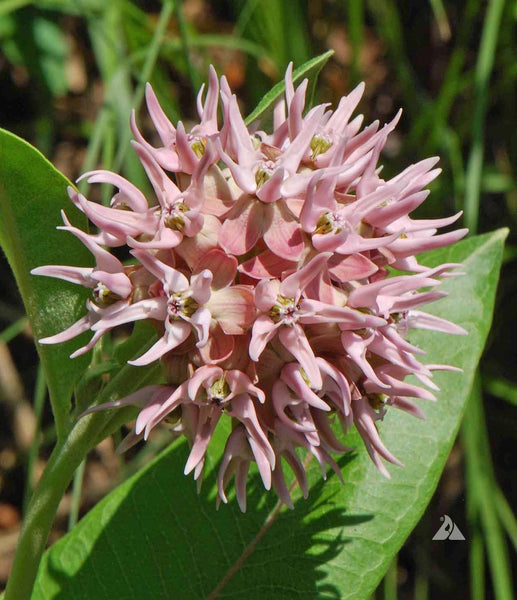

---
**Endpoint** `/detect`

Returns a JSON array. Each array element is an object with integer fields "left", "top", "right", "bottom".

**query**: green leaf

[
  {"left": 0, "top": 0, "right": 32, "bottom": 18},
  {"left": 244, "top": 50, "right": 334, "bottom": 125},
  {"left": 33, "top": 230, "right": 506, "bottom": 599},
  {"left": 0, "top": 129, "right": 93, "bottom": 437}
]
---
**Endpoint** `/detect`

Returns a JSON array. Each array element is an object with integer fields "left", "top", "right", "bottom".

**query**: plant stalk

[{"left": 5, "top": 413, "right": 105, "bottom": 600}]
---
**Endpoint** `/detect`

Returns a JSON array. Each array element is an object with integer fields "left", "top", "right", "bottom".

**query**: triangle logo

[{"left": 432, "top": 514, "right": 466, "bottom": 540}]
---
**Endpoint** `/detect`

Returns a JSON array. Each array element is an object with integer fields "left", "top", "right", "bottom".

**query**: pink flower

[
  {"left": 130, "top": 66, "right": 220, "bottom": 173},
  {"left": 250, "top": 253, "right": 385, "bottom": 387},
  {"left": 35, "top": 64, "right": 468, "bottom": 511},
  {"left": 120, "top": 250, "right": 213, "bottom": 366},
  {"left": 31, "top": 211, "right": 137, "bottom": 357}
]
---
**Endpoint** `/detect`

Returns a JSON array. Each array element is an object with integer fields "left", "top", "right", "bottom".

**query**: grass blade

[
  {"left": 113, "top": 0, "right": 174, "bottom": 172},
  {"left": 245, "top": 50, "right": 334, "bottom": 125},
  {"left": 463, "top": 376, "right": 514, "bottom": 600},
  {"left": 494, "top": 488, "right": 517, "bottom": 552},
  {"left": 347, "top": 0, "right": 364, "bottom": 83},
  {"left": 464, "top": 0, "right": 506, "bottom": 233},
  {"left": 0, "top": 317, "right": 28, "bottom": 344},
  {"left": 173, "top": 0, "right": 201, "bottom": 92}
]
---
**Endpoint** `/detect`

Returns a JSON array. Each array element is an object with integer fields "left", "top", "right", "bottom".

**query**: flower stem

[
  {"left": 23, "top": 364, "right": 47, "bottom": 514},
  {"left": 5, "top": 414, "right": 103, "bottom": 600},
  {"left": 68, "top": 459, "right": 86, "bottom": 531}
]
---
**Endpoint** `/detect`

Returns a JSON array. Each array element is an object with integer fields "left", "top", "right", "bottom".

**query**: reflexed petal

[
  {"left": 407, "top": 310, "right": 468, "bottom": 335},
  {"left": 190, "top": 270, "right": 213, "bottom": 304},
  {"left": 39, "top": 315, "right": 90, "bottom": 346},
  {"left": 132, "top": 250, "right": 189, "bottom": 292},
  {"left": 132, "top": 142, "right": 182, "bottom": 208},
  {"left": 187, "top": 365, "right": 222, "bottom": 401},
  {"left": 278, "top": 325, "right": 322, "bottom": 389},
  {"left": 249, "top": 315, "right": 280, "bottom": 361},
  {"left": 129, "top": 322, "right": 191, "bottom": 366},
  {"left": 190, "top": 307, "right": 212, "bottom": 347},
  {"left": 77, "top": 170, "right": 148, "bottom": 212},
  {"left": 280, "top": 252, "right": 331, "bottom": 298},
  {"left": 127, "top": 227, "right": 183, "bottom": 250},
  {"left": 254, "top": 279, "right": 279, "bottom": 312},
  {"left": 184, "top": 408, "right": 221, "bottom": 475},
  {"left": 31, "top": 265, "right": 93, "bottom": 287},
  {"left": 386, "top": 228, "right": 468, "bottom": 257},
  {"left": 90, "top": 298, "right": 165, "bottom": 331},
  {"left": 58, "top": 211, "right": 123, "bottom": 274}
]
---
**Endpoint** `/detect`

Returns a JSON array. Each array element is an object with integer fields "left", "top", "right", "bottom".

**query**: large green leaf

[
  {"left": 0, "top": 129, "right": 92, "bottom": 437},
  {"left": 32, "top": 230, "right": 506, "bottom": 599}
]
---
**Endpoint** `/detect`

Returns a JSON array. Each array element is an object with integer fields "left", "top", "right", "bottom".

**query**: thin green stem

[
  {"left": 367, "top": 0, "right": 425, "bottom": 116},
  {"left": 347, "top": 0, "right": 364, "bottom": 84},
  {"left": 464, "top": 379, "right": 485, "bottom": 600},
  {"left": 484, "top": 374, "right": 517, "bottom": 406},
  {"left": 85, "top": 3, "right": 146, "bottom": 190},
  {"left": 0, "top": 316, "right": 28, "bottom": 344},
  {"left": 429, "top": 0, "right": 451, "bottom": 41},
  {"left": 409, "top": 0, "right": 480, "bottom": 150},
  {"left": 234, "top": 0, "right": 260, "bottom": 37},
  {"left": 23, "top": 365, "right": 46, "bottom": 514},
  {"left": 113, "top": 0, "right": 174, "bottom": 172},
  {"left": 463, "top": 377, "right": 514, "bottom": 600},
  {"left": 101, "top": 119, "right": 116, "bottom": 205},
  {"left": 78, "top": 104, "right": 113, "bottom": 195},
  {"left": 444, "top": 129, "right": 466, "bottom": 211},
  {"left": 174, "top": 0, "right": 201, "bottom": 92},
  {"left": 414, "top": 570, "right": 429, "bottom": 600},
  {"left": 478, "top": 492, "right": 513, "bottom": 600},
  {"left": 464, "top": 0, "right": 506, "bottom": 233},
  {"left": 153, "top": 33, "right": 267, "bottom": 62},
  {"left": 5, "top": 411, "right": 113, "bottom": 600},
  {"left": 470, "top": 528, "right": 486, "bottom": 600},
  {"left": 383, "top": 556, "right": 398, "bottom": 600},
  {"left": 68, "top": 460, "right": 86, "bottom": 531},
  {"left": 494, "top": 488, "right": 517, "bottom": 552}
]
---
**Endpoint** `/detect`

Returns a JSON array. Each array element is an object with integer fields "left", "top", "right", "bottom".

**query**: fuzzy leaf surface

[{"left": 33, "top": 230, "right": 506, "bottom": 599}]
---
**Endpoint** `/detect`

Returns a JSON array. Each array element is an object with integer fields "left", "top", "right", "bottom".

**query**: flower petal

[
  {"left": 263, "top": 201, "right": 304, "bottom": 261},
  {"left": 219, "top": 198, "right": 267, "bottom": 256},
  {"left": 209, "top": 286, "right": 255, "bottom": 334},
  {"left": 278, "top": 324, "right": 322, "bottom": 389}
]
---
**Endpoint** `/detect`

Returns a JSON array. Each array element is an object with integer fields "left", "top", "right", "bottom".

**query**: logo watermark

[{"left": 432, "top": 514, "right": 465, "bottom": 540}]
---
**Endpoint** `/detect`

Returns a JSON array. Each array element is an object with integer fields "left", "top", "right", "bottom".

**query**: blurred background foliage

[{"left": 0, "top": 0, "right": 515, "bottom": 598}]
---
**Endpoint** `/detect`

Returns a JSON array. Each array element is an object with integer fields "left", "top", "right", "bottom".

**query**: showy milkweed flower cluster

[{"left": 33, "top": 65, "right": 467, "bottom": 511}]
